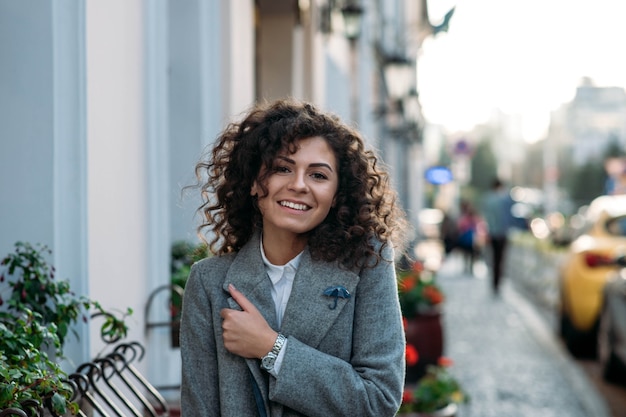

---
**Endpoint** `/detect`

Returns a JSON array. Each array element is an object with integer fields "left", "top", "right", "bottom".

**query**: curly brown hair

[{"left": 193, "top": 99, "right": 408, "bottom": 270}]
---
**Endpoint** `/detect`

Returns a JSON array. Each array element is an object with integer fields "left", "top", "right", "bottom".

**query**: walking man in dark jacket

[{"left": 482, "top": 178, "right": 513, "bottom": 294}]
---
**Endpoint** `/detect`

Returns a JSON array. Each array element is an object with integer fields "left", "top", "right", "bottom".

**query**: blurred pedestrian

[
  {"left": 440, "top": 209, "right": 459, "bottom": 257},
  {"left": 180, "top": 99, "right": 409, "bottom": 416},
  {"left": 481, "top": 178, "right": 513, "bottom": 294},
  {"left": 456, "top": 200, "right": 483, "bottom": 274}
]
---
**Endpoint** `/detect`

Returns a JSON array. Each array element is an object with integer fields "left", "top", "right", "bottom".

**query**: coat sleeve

[
  {"left": 269, "top": 245, "right": 406, "bottom": 417},
  {"left": 179, "top": 262, "right": 221, "bottom": 416}
]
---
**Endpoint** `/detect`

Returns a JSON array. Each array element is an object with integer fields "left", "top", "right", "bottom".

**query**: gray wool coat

[{"left": 180, "top": 232, "right": 406, "bottom": 417}]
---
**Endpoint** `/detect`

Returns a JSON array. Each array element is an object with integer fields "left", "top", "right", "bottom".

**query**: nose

[{"left": 288, "top": 171, "right": 308, "bottom": 192}]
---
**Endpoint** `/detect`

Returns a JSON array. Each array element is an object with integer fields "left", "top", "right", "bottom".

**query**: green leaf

[
  {"left": 50, "top": 392, "right": 67, "bottom": 415},
  {"left": 0, "top": 384, "right": 15, "bottom": 406}
]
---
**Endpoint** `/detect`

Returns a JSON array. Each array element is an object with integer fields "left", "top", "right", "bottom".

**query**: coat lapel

[
  {"left": 281, "top": 250, "right": 360, "bottom": 348},
  {"left": 221, "top": 233, "right": 275, "bottom": 417},
  {"left": 222, "top": 233, "right": 278, "bottom": 329}
]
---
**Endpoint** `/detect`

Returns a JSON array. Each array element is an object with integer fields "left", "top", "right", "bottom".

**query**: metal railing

[{"left": 1, "top": 342, "right": 170, "bottom": 417}]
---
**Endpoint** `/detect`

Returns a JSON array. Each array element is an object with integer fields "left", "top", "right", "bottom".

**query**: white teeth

[{"left": 280, "top": 201, "right": 309, "bottom": 211}]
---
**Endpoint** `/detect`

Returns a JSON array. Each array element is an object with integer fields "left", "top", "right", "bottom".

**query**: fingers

[
  {"left": 228, "top": 283, "right": 259, "bottom": 314},
  {"left": 220, "top": 284, "right": 276, "bottom": 358}
]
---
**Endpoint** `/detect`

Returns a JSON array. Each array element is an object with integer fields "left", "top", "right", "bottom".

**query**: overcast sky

[{"left": 417, "top": 0, "right": 626, "bottom": 142}]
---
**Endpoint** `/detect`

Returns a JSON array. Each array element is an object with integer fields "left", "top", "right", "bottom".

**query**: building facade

[{"left": 0, "top": 0, "right": 439, "bottom": 401}]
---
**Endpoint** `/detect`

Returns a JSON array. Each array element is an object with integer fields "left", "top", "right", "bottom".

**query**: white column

[
  {"left": 86, "top": 0, "right": 148, "bottom": 357},
  {"left": 144, "top": 0, "right": 177, "bottom": 394},
  {"left": 225, "top": 0, "right": 255, "bottom": 115},
  {"left": 52, "top": 0, "right": 90, "bottom": 368}
]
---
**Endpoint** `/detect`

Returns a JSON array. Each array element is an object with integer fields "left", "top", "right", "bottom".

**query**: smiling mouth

[{"left": 279, "top": 201, "right": 311, "bottom": 211}]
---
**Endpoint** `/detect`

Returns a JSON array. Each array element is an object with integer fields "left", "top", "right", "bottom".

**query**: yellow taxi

[{"left": 558, "top": 194, "right": 626, "bottom": 358}]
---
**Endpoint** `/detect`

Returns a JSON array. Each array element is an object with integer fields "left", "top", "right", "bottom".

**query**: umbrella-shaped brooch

[{"left": 323, "top": 285, "right": 351, "bottom": 310}]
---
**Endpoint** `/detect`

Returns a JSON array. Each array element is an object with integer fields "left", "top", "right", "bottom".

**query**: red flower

[
  {"left": 438, "top": 356, "right": 454, "bottom": 367},
  {"left": 402, "top": 388, "right": 414, "bottom": 404},
  {"left": 402, "top": 316, "right": 408, "bottom": 330},
  {"left": 423, "top": 285, "right": 444, "bottom": 305},
  {"left": 399, "top": 275, "right": 417, "bottom": 293},
  {"left": 397, "top": 261, "right": 445, "bottom": 319},
  {"left": 406, "top": 344, "right": 419, "bottom": 366},
  {"left": 412, "top": 261, "right": 424, "bottom": 273}
]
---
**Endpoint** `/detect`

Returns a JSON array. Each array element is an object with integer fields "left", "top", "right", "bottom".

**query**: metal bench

[
  {"left": 0, "top": 400, "right": 41, "bottom": 417},
  {"left": 1, "top": 342, "right": 171, "bottom": 417},
  {"left": 69, "top": 341, "right": 170, "bottom": 417}
]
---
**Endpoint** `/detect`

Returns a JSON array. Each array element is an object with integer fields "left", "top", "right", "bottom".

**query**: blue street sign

[
  {"left": 453, "top": 139, "right": 472, "bottom": 156},
  {"left": 425, "top": 166, "right": 453, "bottom": 185}
]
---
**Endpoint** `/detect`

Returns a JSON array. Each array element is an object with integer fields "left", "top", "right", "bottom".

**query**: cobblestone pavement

[{"left": 437, "top": 253, "right": 612, "bottom": 417}]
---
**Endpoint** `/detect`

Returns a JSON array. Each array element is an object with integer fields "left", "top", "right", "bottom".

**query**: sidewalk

[{"left": 436, "top": 253, "right": 612, "bottom": 417}]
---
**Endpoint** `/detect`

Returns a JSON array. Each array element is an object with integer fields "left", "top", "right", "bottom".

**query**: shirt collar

[{"left": 260, "top": 238, "right": 303, "bottom": 285}]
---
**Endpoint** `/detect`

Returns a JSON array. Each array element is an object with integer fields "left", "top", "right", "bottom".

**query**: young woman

[{"left": 180, "top": 99, "right": 408, "bottom": 416}]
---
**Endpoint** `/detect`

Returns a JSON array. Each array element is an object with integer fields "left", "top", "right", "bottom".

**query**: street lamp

[
  {"left": 340, "top": 3, "right": 364, "bottom": 41},
  {"left": 401, "top": 88, "right": 424, "bottom": 224},
  {"left": 340, "top": 2, "right": 364, "bottom": 125},
  {"left": 382, "top": 55, "right": 413, "bottom": 101},
  {"left": 403, "top": 89, "right": 421, "bottom": 138}
]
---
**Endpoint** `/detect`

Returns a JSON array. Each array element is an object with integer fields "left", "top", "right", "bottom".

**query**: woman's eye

[
  {"left": 311, "top": 172, "right": 328, "bottom": 180},
  {"left": 275, "top": 166, "right": 291, "bottom": 174}
]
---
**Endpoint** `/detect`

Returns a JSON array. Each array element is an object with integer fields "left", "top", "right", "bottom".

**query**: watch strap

[
  {"left": 269, "top": 333, "right": 286, "bottom": 356},
  {"left": 260, "top": 333, "right": 286, "bottom": 370}
]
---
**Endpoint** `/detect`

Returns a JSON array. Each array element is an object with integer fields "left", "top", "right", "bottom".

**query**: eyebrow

[{"left": 277, "top": 155, "right": 335, "bottom": 172}]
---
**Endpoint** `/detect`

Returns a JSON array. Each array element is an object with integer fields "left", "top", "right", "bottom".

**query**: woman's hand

[{"left": 220, "top": 284, "right": 278, "bottom": 358}]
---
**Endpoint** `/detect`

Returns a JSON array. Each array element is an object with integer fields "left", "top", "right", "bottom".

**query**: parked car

[
  {"left": 558, "top": 194, "right": 626, "bottom": 358},
  {"left": 599, "top": 256, "right": 626, "bottom": 384}
]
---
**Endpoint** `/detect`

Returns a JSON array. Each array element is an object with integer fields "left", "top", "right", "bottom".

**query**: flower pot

[
  {"left": 401, "top": 402, "right": 457, "bottom": 417},
  {"left": 404, "top": 310, "right": 444, "bottom": 383}
]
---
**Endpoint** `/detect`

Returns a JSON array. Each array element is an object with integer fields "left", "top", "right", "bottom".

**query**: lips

[{"left": 279, "top": 200, "right": 311, "bottom": 211}]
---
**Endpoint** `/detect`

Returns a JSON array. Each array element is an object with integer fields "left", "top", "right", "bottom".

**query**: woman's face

[{"left": 251, "top": 136, "right": 339, "bottom": 238}]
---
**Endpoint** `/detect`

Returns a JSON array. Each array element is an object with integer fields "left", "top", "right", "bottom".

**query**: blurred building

[
  {"left": 543, "top": 77, "right": 626, "bottom": 212},
  {"left": 550, "top": 77, "right": 626, "bottom": 166},
  {"left": 0, "top": 0, "right": 448, "bottom": 403}
]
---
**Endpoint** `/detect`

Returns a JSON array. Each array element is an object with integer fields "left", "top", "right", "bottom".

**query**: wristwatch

[{"left": 260, "top": 333, "right": 286, "bottom": 371}]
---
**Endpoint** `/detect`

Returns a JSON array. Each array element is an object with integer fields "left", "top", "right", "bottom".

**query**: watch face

[{"left": 261, "top": 354, "right": 276, "bottom": 370}]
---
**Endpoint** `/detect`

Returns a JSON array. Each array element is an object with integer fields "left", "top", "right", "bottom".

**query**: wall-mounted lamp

[
  {"left": 382, "top": 55, "right": 414, "bottom": 100},
  {"left": 340, "top": 3, "right": 364, "bottom": 41},
  {"left": 403, "top": 89, "right": 421, "bottom": 125},
  {"left": 335, "top": 2, "right": 364, "bottom": 124}
]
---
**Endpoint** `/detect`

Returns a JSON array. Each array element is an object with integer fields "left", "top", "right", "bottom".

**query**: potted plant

[
  {"left": 397, "top": 260, "right": 445, "bottom": 318},
  {"left": 399, "top": 357, "right": 469, "bottom": 417},
  {"left": 168, "top": 240, "right": 207, "bottom": 347},
  {"left": 170, "top": 240, "right": 208, "bottom": 313},
  {"left": 397, "top": 260, "right": 446, "bottom": 382},
  {"left": 0, "top": 309, "right": 77, "bottom": 416},
  {"left": 0, "top": 241, "right": 132, "bottom": 415}
]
